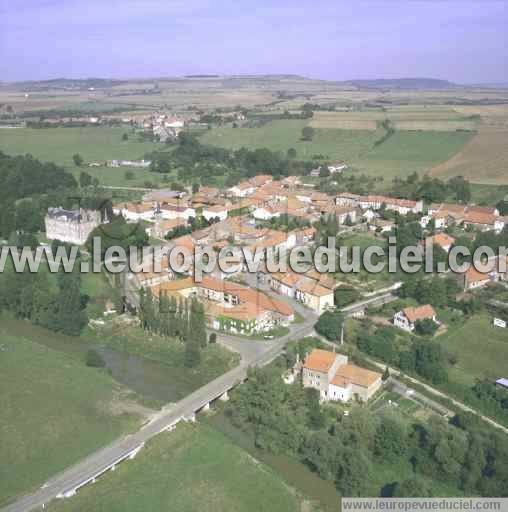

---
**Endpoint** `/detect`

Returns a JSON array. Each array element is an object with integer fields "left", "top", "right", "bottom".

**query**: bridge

[{"left": 1, "top": 318, "right": 314, "bottom": 512}]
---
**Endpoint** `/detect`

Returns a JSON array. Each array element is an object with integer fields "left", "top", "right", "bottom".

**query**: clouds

[{"left": 1, "top": 0, "right": 507, "bottom": 82}]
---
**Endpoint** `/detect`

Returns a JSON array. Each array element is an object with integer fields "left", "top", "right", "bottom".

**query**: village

[{"left": 43, "top": 169, "right": 508, "bottom": 409}]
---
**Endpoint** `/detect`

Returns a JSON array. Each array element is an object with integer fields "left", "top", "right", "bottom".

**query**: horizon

[
  {"left": 3, "top": 74, "right": 508, "bottom": 87},
  {"left": 2, "top": 0, "right": 507, "bottom": 83}
]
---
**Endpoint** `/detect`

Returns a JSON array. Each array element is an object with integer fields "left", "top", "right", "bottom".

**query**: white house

[
  {"left": 117, "top": 203, "right": 155, "bottom": 222},
  {"left": 252, "top": 206, "right": 281, "bottom": 221},
  {"left": 203, "top": 205, "right": 228, "bottom": 222},
  {"left": 159, "top": 206, "right": 196, "bottom": 221},
  {"left": 228, "top": 181, "right": 255, "bottom": 198},
  {"left": 393, "top": 304, "right": 437, "bottom": 332}
]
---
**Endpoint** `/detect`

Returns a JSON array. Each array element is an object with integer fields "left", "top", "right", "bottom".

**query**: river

[
  {"left": 0, "top": 316, "right": 185, "bottom": 404},
  {"left": 1, "top": 315, "right": 340, "bottom": 511}
]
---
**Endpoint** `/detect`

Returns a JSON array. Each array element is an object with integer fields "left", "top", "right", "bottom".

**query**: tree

[
  {"left": 122, "top": 133, "right": 129, "bottom": 141},
  {"left": 415, "top": 318, "right": 439, "bottom": 336},
  {"left": 72, "top": 153, "right": 84, "bottom": 167},
  {"left": 393, "top": 477, "right": 433, "bottom": 497},
  {"left": 15, "top": 199, "right": 41, "bottom": 233},
  {"left": 448, "top": 176, "right": 471, "bottom": 203},
  {"left": 192, "top": 182, "right": 200, "bottom": 194},
  {"left": 191, "top": 298, "right": 207, "bottom": 348},
  {"left": 495, "top": 199, "right": 508, "bottom": 216},
  {"left": 209, "top": 332, "right": 217, "bottom": 344},
  {"left": 54, "top": 270, "right": 87, "bottom": 336},
  {"left": 86, "top": 349, "right": 105, "bottom": 368},
  {"left": 287, "top": 148, "right": 297, "bottom": 159},
  {"left": 305, "top": 388, "right": 326, "bottom": 429},
  {"left": 184, "top": 336, "right": 201, "bottom": 368},
  {"left": 124, "top": 170, "right": 134, "bottom": 180},
  {"left": 314, "top": 311, "right": 344, "bottom": 341},
  {"left": 374, "top": 412, "right": 408, "bottom": 462},
  {"left": 333, "top": 286, "right": 360, "bottom": 308},
  {"left": 79, "top": 171, "right": 92, "bottom": 188},
  {"left": 319, "top": 166, "right": 330, "bottom": 178},
  {"left": 301, "top": 126, "right": 315, "bottom": 141}
]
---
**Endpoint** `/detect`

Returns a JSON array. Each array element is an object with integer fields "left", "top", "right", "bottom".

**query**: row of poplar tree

[{"left": 137, "top": 288, "right": 208, "bottom": 368}]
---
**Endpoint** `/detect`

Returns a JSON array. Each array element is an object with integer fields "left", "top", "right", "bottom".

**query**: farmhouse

[
  {"left": 393, "top": 304, "right": 437, "bottom": 332},
  {"left": 302, "top": 349, "right": 382, "bottom": 402}
]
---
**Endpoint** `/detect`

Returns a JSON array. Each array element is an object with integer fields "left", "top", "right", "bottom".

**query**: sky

[{"left": 1, "top": 0, "right": 507, "bottom": 83}]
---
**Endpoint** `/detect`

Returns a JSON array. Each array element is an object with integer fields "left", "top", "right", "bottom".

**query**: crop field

[
  {"left": 0, "top": 325, "right": 142, "bottom": 506},
  {"left": 426, "top": 103, "right": 508, "bottom": 184},
  {"left": 430, "top": 129, "right": 508, "bottom": 184},
  {"left": 309, "top": 108, "right": 478, "bottom": 132},
  {"left": 351, "top": 130, "right": 475, "bottom": 180},
  {"left": 48, "top": 424, "right": 300, "bottom": 512}
]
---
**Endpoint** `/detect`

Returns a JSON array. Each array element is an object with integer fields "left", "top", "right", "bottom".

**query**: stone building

[{"left": 45, "top": 207, "right": 101, "bottom": 245}]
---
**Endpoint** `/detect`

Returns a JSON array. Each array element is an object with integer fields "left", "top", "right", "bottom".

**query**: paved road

[
  {"left": 2, "top": 307, "right": 315, "bottom": 512},
  {"left": 340, "top": 291, "right": 396, "bottom": 316}
]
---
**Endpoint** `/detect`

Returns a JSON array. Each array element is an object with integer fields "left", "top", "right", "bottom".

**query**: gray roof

[{"left": 46, "top": 207, "right": 82, "bottom": 222}]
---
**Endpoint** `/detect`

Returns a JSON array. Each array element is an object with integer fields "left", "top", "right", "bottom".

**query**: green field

[
  {"left": 436, "top": 314, "right": 508, "bottom": 387},
  {"left": 0, "top": 126, "right": 167, "bottom": 187},
  {"left": 201, "top": 119, "right": 380, "bottom": 160},
  {"left": 0, "top": 330, "right": 142, "bottom": 506},
  {"left": 201, "top": 119, "right": 474, "bottom": 181},
  {"left": 48, "top": 424, "right": 300, "bottom": 512},
  {"left": 469, "top": 183, "right": 508, "bottom": 205},
  {"left": 352, "top": 131, "right": 475, "bottom": 180}
]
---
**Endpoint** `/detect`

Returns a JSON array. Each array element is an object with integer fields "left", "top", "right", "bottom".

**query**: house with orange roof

[
  {"left": 463, "top": 211, "right": 504, "bottom": 232},
  {"left": 302, "top": 348, "right": 382, "bottom": 402},
  {"left": 393, "top": 304, "right": 437, "bottom": 332},
  {"left": 423, "top": 233, "right": 456, "bottom": 253},
  {"left": 463, "top": 265, "right": 497, "bottom": 290},
  {"left": 151, "top": 275, "right": 294, "bottom": 334},
  {"left": 268, "top": 269, "right": 335, "bottom": 314}
]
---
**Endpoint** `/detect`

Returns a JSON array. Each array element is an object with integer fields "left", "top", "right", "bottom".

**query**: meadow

[
  {"left": 201, "top": 118, "right": 380, "bottom": 160},
  {"left": 0, "top": 126, "right": 166, "bottom": 187},
  {"left": 48, "top": 423, "right": 301, "bottom": 512},
  {"left": 0, "top": 327, "right": 142, "bottom": 506},
  {"left": 436, "top": 314, "right": 508, "bottom": 388},
  {"left": 352, "top": 130, "right": 475, "bottom": 180},
  {"left": 200, "top": 117, "right": 475, "bottom": 181}
]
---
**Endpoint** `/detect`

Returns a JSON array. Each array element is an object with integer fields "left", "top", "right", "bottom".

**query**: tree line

[
  {"left": 137, "top": 287, "right": 208, "bottom": 368},
  {"left": 0, "top": 243, "right": 88, "bottom": 336}
]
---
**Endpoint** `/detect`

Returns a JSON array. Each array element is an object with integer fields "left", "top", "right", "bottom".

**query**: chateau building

[{"left": 45, "top": 207, "right": 101, "bottom": 245}]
